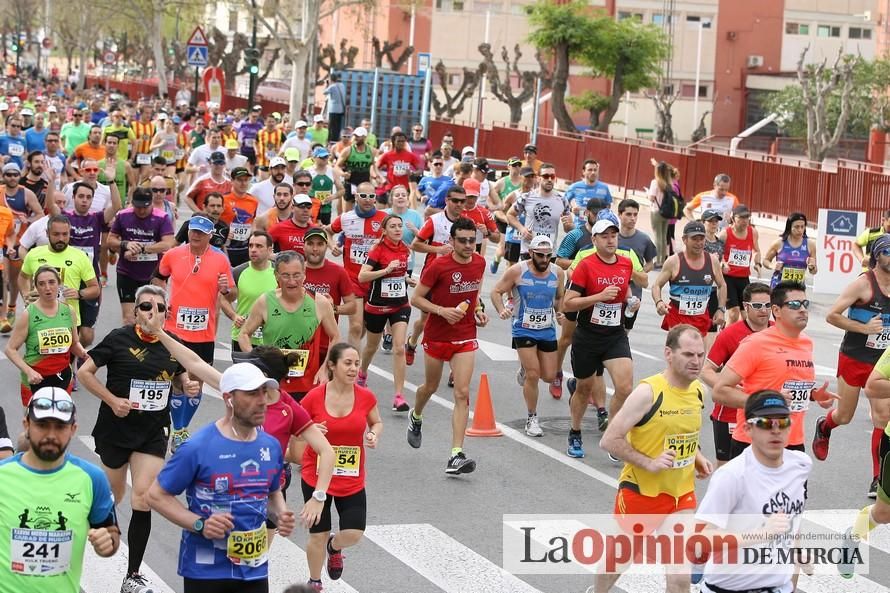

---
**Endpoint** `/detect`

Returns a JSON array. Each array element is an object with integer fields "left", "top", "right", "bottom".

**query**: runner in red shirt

[
  {"left": 357, "top": 214, "right": 413, "bottom": 412},
  {"left": 699, "top": 281, "right": 772, "bottom": 467},
  {"left": 461, "top": 178, "right": 500, "bottom": 253},
  {"left": 269, "top": 191, "right": 313, "bottom": 254},
  {"left": 303, "top": 227, "right": 357, "bottom": 359},
  {"left": 375, "top": 131, "right": 422, "bottom": 195},
  {"left": 718, "top": 204, "right": 762, "bottom": 324},
  {"left": 326, "top": 181, "right": 386, "bottom": 347},
  {"left": 408, "top": 217, "right": 489, "bottom": 475},
  {"left": 184, "top": 151, "right": 231, "bottom": 212}
]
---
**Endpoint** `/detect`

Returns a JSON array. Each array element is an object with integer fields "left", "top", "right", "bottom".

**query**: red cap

[{"left": 463, "top": 178, "right": 481, "bottom": 196}]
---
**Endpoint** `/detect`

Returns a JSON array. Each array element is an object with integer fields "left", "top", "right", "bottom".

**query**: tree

[
  {"left": 647, "top": 82, "right": 679, "bottom": 145},
  {"left": 50, "top": 0, "right": 111, "bottom": 87},
  {"left": 431, "top": 60, "right": 482, "bottom": 121},
  {"left": 526, "top": 0, "right": 596, "bottom": 133},
  {"left": 478, "top": 43, "right": 551, "bottom": 126},
  {"left": 371, "top": 37, "right": 414, "bottom": 71},
  {"left": 317, "top": 39, "right": 359, "bottom": 83},
  {"left": 765, "top": 48, "right": 890, "bottom": 161},
  {"left": 578, "top": 17, "right": 669, "bottom": 132},
  {"left": 690, "top": 110, "right": 711, "bottom": 143},
  {"left": 566, "top": 90, "right": 611, "bottom": 129}
]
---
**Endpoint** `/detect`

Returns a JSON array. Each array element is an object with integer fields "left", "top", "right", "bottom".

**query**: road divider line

[
  {"left": 81, "top": 542, "right": 177, "bottom": 593},
  {"left": 365, "top": 523, "right": 545, "bottom": 593}
]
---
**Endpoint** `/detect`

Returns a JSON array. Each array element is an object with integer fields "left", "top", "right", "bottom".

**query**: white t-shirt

[
  {"left": 249, "top": 178, "right": 276, "bottom": 217},
  {"left": 226, "top": 154, "right": 248, "bottom": 173},
  {"left": 512, "top": 190, "right": 571, "bottom": 254},
  {"left": 281, "top": 135, "right": 312, "bottom": 161},
  {"left": 187, "top": 144, "right": 220, "bottom": 176},
  {"left": 696, "top": 446, "right": 812, "bottom": 593},
  {"left": 62, "top": 181, "right": 110, "bottom": 213},
  {"left": 19, "top": 215, "right": 50, "bottom": 249}
]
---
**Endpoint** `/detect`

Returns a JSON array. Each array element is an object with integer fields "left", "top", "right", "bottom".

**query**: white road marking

[
  {"left": 268, "top": 536, "right": 360, "bottom": 593},
  {"left": 365, "top": 523, "right": 545, "bottom": 593},
  {"left": 81, "top": 542, "right": 177, "bottom": 593},
  {"left": 368, "top": 364, "right": 619, "bottom": 488},
  {"left": 476, "top": 338, "right": 519, "bottom": 362}
]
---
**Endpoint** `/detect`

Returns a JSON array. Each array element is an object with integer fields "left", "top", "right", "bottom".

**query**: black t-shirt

[
  {"left": 175, "top": 214, "right": 229, "bottom": 250},
  {"left": 89, "top": 325, "right": 185, "bottom": 446}
]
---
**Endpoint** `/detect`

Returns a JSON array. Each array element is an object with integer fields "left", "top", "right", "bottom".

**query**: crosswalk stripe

[
  {"left": 267, "top": 536, "right": 360, "bottom": 593},
  {"left": 81, "top": 543, "right": 177, "bottom": 593},
  {"left": 365, "top": 523, "right": 546, "bottom": 593}
]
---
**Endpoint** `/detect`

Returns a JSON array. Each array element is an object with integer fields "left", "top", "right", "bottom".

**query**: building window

[
  {"left": 436, "top": 0, "right": 464, "bottom": 10},
  {"left": 785, "top": 22, "right": 810, "bottom": 35},
  {"left": 652, "top": 13, "right": 673, "bottom": 26},
  {"left": 686, "top": 15, "right": 712, "bottom": 28},
  {"left": 228, "top": 9, "right": 239, "bottom": 32},
  {"left": 817, "top": 24, "right": 841, "bottom": 37},
  {"left": 850, "top": 26, "right": 872, "bottom": 39},
  {"left": 681, "top": 84, "right": 709, "bottom": 98},
  {"left": 618, "top": 11, "right": 643, "bottom": 21},
  {"left": 474, "top": 0, "right": 501, "bottom": 12}
]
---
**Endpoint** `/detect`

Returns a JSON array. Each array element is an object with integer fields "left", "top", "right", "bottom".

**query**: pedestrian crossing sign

[{"left": 187, "top": 46, "right": 208, "bottom": 67}]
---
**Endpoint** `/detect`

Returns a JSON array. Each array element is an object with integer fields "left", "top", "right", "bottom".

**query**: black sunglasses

[
  {"left": 137, "top": 301, "right": 167, "bottom": 312},
  {"left": 150, "top": 188, "right": 167, "bottom": 193},
  {"left": 453, "top": 237, "right": 475, "bottom": 244},
  {"left": 295, "top": 181, "right": 311, "bottom": 187},
  {"left": 781, "top": 299, "right": 810, "bottom": 310}
]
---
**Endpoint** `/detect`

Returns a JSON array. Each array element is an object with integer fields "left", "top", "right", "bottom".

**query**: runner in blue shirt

[{"left": 565, "top": 159, "right": 612, "bottom": 229}]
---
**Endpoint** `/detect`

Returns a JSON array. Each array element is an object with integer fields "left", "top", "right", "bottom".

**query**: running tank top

[
  {"left": 511, "top": 261, "right": 559, "bottom": 341},
  {"left": 617, "top": 373, "right": 703, "bottom": 498},
  {"left": 669, "top": 253, "right": 714, "bottom": 317},
  {"left": 723, "top": 227, "right": 755, "bottom": 278},
  {"left": 4, "top": 187, "right": 26, "bottom": 213},
  {"left": 345, "top": 145, "right": 373, "bottom": 184},
  {"left": 159, "top": 133, "right": 178, "bottom": 162},
  {"left": 261, "top": 291, "right": 321, "bottom": 393},
  {"left": 771, "top": 237, "right": 809, "bottom": 288},
  {"left": 841, "top": 270, "right": 890, "bottom": 363},
  {"left": 98, "top": 159, "right": 127, "bottom": 201},
  {"left": 310, "top": 171, "right": 335, "bottom": 214},
  {"left": 24, "top": 301, "right": 74, "bottom": 378}
]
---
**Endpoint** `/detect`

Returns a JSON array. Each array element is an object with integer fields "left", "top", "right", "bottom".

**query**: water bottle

[{"left": 625, "top": 296, "right": 640, "bottom": 318}]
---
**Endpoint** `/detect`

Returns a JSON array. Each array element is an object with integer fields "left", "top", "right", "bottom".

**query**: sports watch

[{"left": 312, "top": 490, "right": 327, "bottom": 502}]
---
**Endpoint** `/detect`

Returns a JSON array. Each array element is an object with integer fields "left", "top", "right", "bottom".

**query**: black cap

[
  {"left": 701, "top": 209, "right": 722, "bottom": 222},
  {"left": 473, "top": 158, "right": 490, "bottom": 174},
  {"left": 586, "top": 197, "right": 608, "bottom": 212},
  {"left": 209, "top": 151, "right": 226, "bottom": 164},
  {"left": 683, "top": 221, "right": 706, "bottom": 237},
  {"left": 523, "top": 143, "right": 537, "bottom": 153},
  {"left": 745, "top": 390, "right": 791, "bottom": 419},
  {"left": 519, "top": 166, "right": 536, "bottom": 177},
  {"left": 131, "top": 188, "right": 152, "bottom": 206},
  {"left": 231, "top": 166, "right": 251, "bottom": 179},
  {"left": 303, "top": 227, "right": 329, "bottom": 243}
]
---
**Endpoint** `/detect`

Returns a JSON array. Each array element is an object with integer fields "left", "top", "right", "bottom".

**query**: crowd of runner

[{"left": 0, "top": 76, "right": 887, "bottom": 593}]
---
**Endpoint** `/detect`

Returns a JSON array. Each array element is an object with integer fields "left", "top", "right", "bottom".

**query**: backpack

[{"left": 658, "top": 186, "right": 684, "bottom": 219}]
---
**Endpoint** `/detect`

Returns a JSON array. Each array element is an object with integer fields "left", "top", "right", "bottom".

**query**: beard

[{"left": 30, "top": 436, "right": 68, "bottom": 462}]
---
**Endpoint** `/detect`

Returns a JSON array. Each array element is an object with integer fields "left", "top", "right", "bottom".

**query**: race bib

[
  {"left": 728, "top": 248, "right": 752, "bottom": 268},
  {"left": 37, "top": 327, "right": 72, "bottom": 355},
  {"left": 74, "top": 245, "right": 94, "bottom": 260},
  {"left": 161, "top": 150, "right": 175, "bottom": 161},
  {"left": 8, "top": 143, "right": 24, "bottom": 157},
  {"left": 226, "top": 526, "right": 268, "bottom": 567},
  {"left": 727, "top": 422, "right": 736, "bottom": 435},
  {"left": 328, "top": 445, "right": 361, "bottom": 477},
  {"left": 781, "top": 266, "right": 806, "bottom": 283},
  {"left": 664, "top": 432, "right": 699, "bottom": 468},
  {"left": 174, "top": 149, "right": 186, "bottom": 160},
  {"left": 133, "top": 248, "right": 158, "bottom": 262},
  {"left": 314, "top": 190, "right": 331, "bottom": 203},
  {"left": 349, "top": 242, "right": 370, "bottom": 265},
  {"left": 128, "top": 379, "right": 171, "bottom": 411},
  {"left": 521, "top": 306, "right": 553, "bottom": 330},
  {"left": 286, "top": 349, "right": 310, "bottom": 377},
  {"left": 590, "top": 302, "right": 621, "bottom": 326},
  {"left": 176, "top": 307, "right": 209, "bottom": 331},
  {"left": 783, "top": 379, "right": 815, "bottom": 412},
  {"left": 136, "top": 153, "right": 151, "bottom": 165},
  {"left": 10, "top": 528, "right": 73, "bottom": 576},
  {"left": 393, "top": 161, "right": 410, "bottom": 176},
  {"left": 230, "top": 223, "right": 251, "bottom": 242},
  {"left": 866, "top": 327, "right": 890, "bottom": 350},
  {"left": 380, "top": 276, "right": 406, "bottom": 299},
  {"left": 265, "top": 150, "right": 277, "bottom": 161},
  {"left": 678, "top": 287, "right": 710, "bottom": 316},
  {"left": 244, "top": 138, "right": 256, "bottom": 148}
]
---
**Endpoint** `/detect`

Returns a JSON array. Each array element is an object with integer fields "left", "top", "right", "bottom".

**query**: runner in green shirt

[{"left": 223, "top": 231, "right": 278, "bottom": 349}]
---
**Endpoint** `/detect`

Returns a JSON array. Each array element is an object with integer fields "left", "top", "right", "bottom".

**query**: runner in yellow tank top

[{"left": 599, "top": 324, "right": 714, "bottom": 593}]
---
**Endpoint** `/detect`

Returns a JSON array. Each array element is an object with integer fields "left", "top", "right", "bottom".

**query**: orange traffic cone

[{"left": 465, "top": 373, "right": 503, "bottom": 437}]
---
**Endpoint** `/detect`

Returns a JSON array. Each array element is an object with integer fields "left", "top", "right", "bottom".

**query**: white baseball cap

[
  {"left": 529, "top": 235, "right": 554, "bottom": 252},
  {"left": 592, "top": 219, "right": 619, "bottom": 235},
  {"left": 28, "top": 387, "right": 75, "bottom": 424},
  {"left": 293, "top": 193, "right": 313, "bottom": 206},
  {"left": 461, "top": 145, "right": 475, "bottom": 156},
  {"left": 220, "top": 363, "right": 279, "bottom": 394},
  {"left": 313, "top": 114, "right": 325, "bottom": 123},
  {"left": 295, "top": 120, "right": 308, "bottom": 128},
  {"left": 353, "top": 126, "right": 368, "bottom": 137},
  {"left": 269, "top": 156, "right": 286, "bottom": 168}
]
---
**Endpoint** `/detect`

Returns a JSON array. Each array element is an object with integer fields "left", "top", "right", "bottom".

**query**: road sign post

[
  {"left": 186, "top": 26, "right": 209, "bottom": 107},
  {"left": 814, "top": 208, "right": 866, "bottom": 295}
]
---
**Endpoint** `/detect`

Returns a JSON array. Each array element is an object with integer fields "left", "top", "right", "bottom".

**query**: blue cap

[
  {"left": 188, "top": 215, "right": 214, "bottom": 234},
  {"left": 313, "top": 146, "right": 330, "bottom": 159},
  {"left": 596, "top": 209, "right": 620, "bottom": 226}
]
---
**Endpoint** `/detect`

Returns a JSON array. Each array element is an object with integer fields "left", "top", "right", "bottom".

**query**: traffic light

[{"left": 244, "top": 48, "right": 260, "bottom": 75}]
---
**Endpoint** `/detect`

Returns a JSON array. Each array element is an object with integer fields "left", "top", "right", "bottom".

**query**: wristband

[
  {"left": 655, "top": 300, "right": 664, "bottom": 307},
  {"left": 120, "top": 240, "right": 129, "bottom": 253},
  {"left": 367, "top": 430, "right": 376, "bottom": 437}
]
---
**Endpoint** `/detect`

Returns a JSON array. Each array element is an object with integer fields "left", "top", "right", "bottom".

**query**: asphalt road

[{"left": 3, "top": 199, "right": 888, "bottom": 593}]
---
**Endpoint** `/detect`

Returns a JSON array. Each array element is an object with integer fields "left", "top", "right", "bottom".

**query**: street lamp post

[{"left": 247, "top": 0, "right": 259, "bottom": 111}]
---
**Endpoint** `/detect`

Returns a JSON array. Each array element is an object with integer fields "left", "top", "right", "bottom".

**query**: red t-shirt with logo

[
  {"left": 569, "top": 252, "right": 633, "bottom": 337},
  {"left": 304, "top": 260, "right": 355, "bottom": 353},
  {"left": 378, "top": 149, "right": 423, "bottom": 191},
  {"left": 462, "top": 205, "right": 498, "bottom": 243},
  {"left": 364, "top": 238, "right": 410, "bottom": 314},
  {"left": 269, "top": 218, "right": 310, "bottom": 254},
  {"left": 330, "top": 209, "right": 387, "bottom": 286},
  {"left": 420, "top": 252, "right": 486, "bottom": 343}
]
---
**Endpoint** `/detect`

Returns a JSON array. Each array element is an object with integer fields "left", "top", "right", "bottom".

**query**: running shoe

[
  {"left": 121, "top": 572, "right": 155, "bottom": 593},
  {"left": 381, "top": 333, "right": 393, "bottom": 353},
  {"left": 868, "top": 477, "right": 879, "bottom": 500},
  {"left": 525, "top": 415, "right": 543, "bottom": 437},
  {"left": 447, "top": 371, "right": 454, "bottom": 388},
  {"left": 812, "top": 416, "right": 830, "bottom": 461},
  {"left": 840, "top": 519, "right": 867, "bottom": 580},
  {"left": 326, "top": 533, "right": 344, "bottom": 580},
  {"left": 567, "top": 433, "right": 584, "bottom": 458},
  {"left": 405, "top": 341, "right": 416, "bottom": 366},
  {"left": 549, "top": 371, "right": 563, "bottom": 399},
  {"left": 516, "top": 366, "right": 526, "bottom": 386},
  {"left": 0, "top": 318, "right": 11, "bottom": 334},
  {"left": 357, "top": 370, "right": 368, "bottom": 387},
  {"left": 597, "top": 408, "right": 609, "bottom": 432},
  {"left": 445, "top": 451, "right": 476, "bottom": 475},
  {"left": 392, "top": 393, "right": 409, "bottom": 412},
  {"left": 489, "top": 257, "right": 501, "bottom": 274},
  {"left": 407, "top": 410, "right": 422, "bottom": 448},
  {"left": 307, "top": 580, "right": 324, "bottom": 592}
]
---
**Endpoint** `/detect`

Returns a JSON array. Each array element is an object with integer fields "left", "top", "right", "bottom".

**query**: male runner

[
  {"left": 683, "top": 173, "right": 739, "bottom": 226},
  {"left": 222, "top": 231, "right": 277, "bottom": 352},
  {"left": 718, "top": 205, "right": 761, "bottom": 324},
  {"left": 269, "top": 191, "right": 314, "bottom": 254},
  {"left": 408, "top": 217, "right": 489, "bottom": 475},
  {"left": 220, "top": 167, "right": 259, "bottom": 267},
  {"left": 506, "top": 163, "right": 573, "bottom": 259},
  {"left": 565, "top": 159, "right": 612, "bottom": 229}
]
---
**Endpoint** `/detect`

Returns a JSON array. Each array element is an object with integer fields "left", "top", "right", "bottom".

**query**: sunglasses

[
  {"left": 295, "top": 181, "right": 311, "bottom": 187},
  {"left": 192, "top": 255, "right": 202, "bottom": 275},
  {"left": 449, "top": 198, "right": 467, "bottom": 204},
  {"left": 744, "top": 302, "right": 770, "bottom": 310},
  {"left": 8, "top": 124, "right": 20, "bottom": 128},
  {"left": 453, "top": 237, "right": 475, "bottom": 245},
  {"left": 746, "top": 417, "right": 792, "bottom": 430},
  {"left": 295, "top": 203, "right": 312, "bottom": 209},
  {"left": 81, "top": 168, "right": 98, "bottom": 173},
  {"left": 357, "top": 193, "right": 376, "bottom": 200},
  {"left": 2, "top": 172, "right": 18, "bottom": 177},
  {"left": 151, "top": 188, "right": 168, "bottom": 193},
  {"left": 540, "top": 174, "right": 556, "bottom": 180},
  {"left": 30, "top": 397, "right": 75, "bottom": 415},
  {"left": 781, "top": 299, "right": 810, "bottom": 310},
  {"left": 509, "top": 162, "right": 521, "bottom": 167},
  {"left": 137, "top": 301, "right": 167, "bottom": 312},
  {"left": 432, "top": 162, "right": 443, "bottom": 167},
  {"left": 531, "top": 251, "right": 552, "bottom": 258}
]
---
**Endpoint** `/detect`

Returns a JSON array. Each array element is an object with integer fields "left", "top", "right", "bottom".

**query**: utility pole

[{"left": 247, "top": 0, "right": 259, "bottom": 111}]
